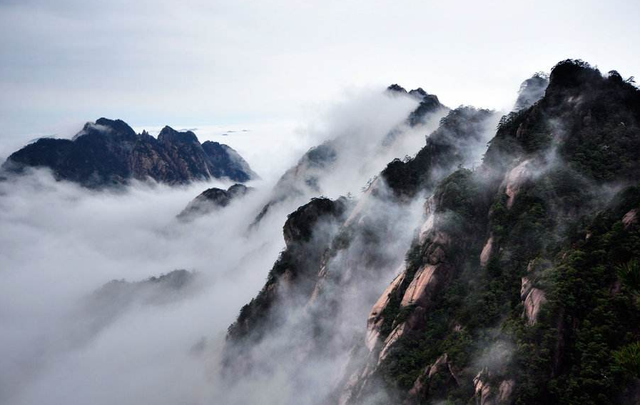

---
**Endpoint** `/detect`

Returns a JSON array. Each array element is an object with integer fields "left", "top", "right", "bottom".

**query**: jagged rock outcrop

[
  {"left": 201, "top": 140, "right": 258, "bottom": 182},
  {"left": 363, "top": 60, "right": 640, "bottom": 404},
  {"left": 406, "top": 353, "right": 460, "bottom": 403},
  {"left": 480, "top": 234, "right": 494, "bottom": 266},
  {"left": 386, "top": 84, "right": 447, "bottom": 127},
  {"left": 471, "top": 369, "right": 515, "bottom": 405},
  {"left": 381, "top": 106, "right": 497, "bottom": 199},
  {"left": 522, "top": 286, "right": 546, "bottom": 325},
  {"left": 225, "top": 197, "right": 351, "bottom": 346},
  {"left": 177, "top": 183, "right": 252, "bottom": 221},
  {"left": 514, "top": 72, "right": 549, "bottom": 111},
  {"left": 473, "top": 369, "right": 494, "bottom": 405},
  {"left": 623, "top": 208, "right": 638, "bottom": 229},
  {"left": 251, "top": 85, "right": 449, "bottom": 226},
  {"left": 224, "top": 60, "right": 640, "bottom": 405},
  {"left": 337, "top": 169, "right": 489, "bottom": 404},
  {"left": 2, "top": 118, "right": 257, "bottom": 187},
  {"left": 366, "top": 271, "right": 405, "bottom": 351},
  {"left": 502, "top": 159, "right": 531, "bottom": 209}
]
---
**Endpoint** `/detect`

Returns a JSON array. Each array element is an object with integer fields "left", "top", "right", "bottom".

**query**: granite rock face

[
  {"left": 2, "top": 118, "right": 257, "bottom": 187},
  {"left": 224, "top": 60, "right": 640, "bottom": 405}
]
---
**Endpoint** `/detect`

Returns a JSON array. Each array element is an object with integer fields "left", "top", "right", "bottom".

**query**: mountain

[
  {"left": 68, "top": 270, "right": 198, "bottom": 350},
  {"left": 177, "top": 183, "right": 253, "bottom": 221},
  {"left": 513, "top": 72, "right": 549, "bottom": 111},
  {"left": 2, "top": 118, "right": 257, "bottom": 187},
  {"left": 251, "top": 86, "right": 449, "bottom": 226},
  {"left": 381, "top": 106, "right": 497, "bottom": 199},
  {"left": 226, "top": 196, "right": 352, "bottom": 346},
  {"left": 222, "top": 60, "right": 640, "bottom": 405}
]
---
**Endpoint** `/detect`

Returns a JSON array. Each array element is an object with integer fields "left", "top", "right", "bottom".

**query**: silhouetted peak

[
  {"left": 407, "top": 93, "right": 445, "bottom": 126},
  {"left": 283, "top": 197, "right": 349, "bottom": 247},
  {"left": 73, "top": 117, "right": 137, "bottom": 141},
  {"left": 409, "top": 87, "right": 428, "bottom": 99},
  {"left": 514, "top": 72, "right": 549, "bottom": 111},
  {"left": 158, "top": 126, "right": 199, "bottom": 144},
  {"left": 547, "top": 59, "right": 603, "bottom": 90},
  {"left": 177, "top": 184, "right": 254, "bottom": 221},
  {"left": 94, "top": 118, "right": 136, "bottom": 136},
  {"left": 202, "top": 140, "right": 223, "bottom": 148},
  {"left": 386, "top": 84, "right": 408, "bottom": 94}
]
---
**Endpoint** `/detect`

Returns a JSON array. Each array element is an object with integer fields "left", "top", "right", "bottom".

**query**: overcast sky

[{"left": 1, "top": 0, "right": 639, "bottom": 144}]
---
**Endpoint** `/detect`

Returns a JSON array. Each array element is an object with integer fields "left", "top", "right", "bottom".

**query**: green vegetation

[
  {"left": 375, "top": 60, "right": 640, "bottom": 404},
  {"left": 614, "top": 342, "right": 640, "bottom": 378},
  {"left": 512, "top": 186, "right": 640, "bottom": 405},
  {"left": 616, "top": 259, "right": 640, "bottom": 297},
  {"left": 227, "top": 60, "right": 640, "bottom": 405}
]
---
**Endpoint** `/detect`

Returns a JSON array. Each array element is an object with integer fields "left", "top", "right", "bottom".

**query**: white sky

[{"left": 1, "top": 0, "right": 639, "bottom": 150}]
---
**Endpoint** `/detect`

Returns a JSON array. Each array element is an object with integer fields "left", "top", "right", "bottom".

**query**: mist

[{"left": 0, "top": 87, "right": 443, "bottom": 405}]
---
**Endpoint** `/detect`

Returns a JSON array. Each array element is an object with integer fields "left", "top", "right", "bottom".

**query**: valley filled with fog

[{"left": 0, "top": 88, "right": 445, "bottom": 404}]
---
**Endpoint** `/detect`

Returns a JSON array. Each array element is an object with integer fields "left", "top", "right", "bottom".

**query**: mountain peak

[
  {"left": 157, "top": 126, "right": 199, "bottom": 144},
  {"left": 386, "top": 84, "right": 408, "bottom": 94},
  {"left": 514, "top": 72, "right": 549, "bottom": 111},
  {"left": 547, "top": 59, "right": 606, "bottom": 90},
  {"left": 94, "top": 117, "right": 136, "bottom": 135},
  {"left": 2, "top": 118, "right": 257, "bottom": 187},
  {"left": 387, "top": 84, "right": 431, "bottom": 101},
  {"left": 408, "top": 87, "right": 428, "bottom": 99},
  {"left": 73, "top": 117, "right": 137, "bottom": 140}
]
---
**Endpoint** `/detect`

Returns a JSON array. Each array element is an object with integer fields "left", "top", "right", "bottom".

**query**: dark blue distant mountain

[{"left": 2, "top": 118, "right": 258, "bottom": 187}]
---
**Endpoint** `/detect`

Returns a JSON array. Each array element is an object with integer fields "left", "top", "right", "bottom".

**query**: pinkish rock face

[
  {"left": 427, "top": 246, "right": 446, "bottom": 265},
  {"left": 622, "top": 208, "right": 638, "bottom": 229},
  {"left": 401, "top": 265, "right": 438, "bottom": 307},
  {"left": 498, "top": 379, "right": 515, "bottom": 403},
  {"left": 407, "top": 353, "right": 460, "bottom": 399},
  {"left": 418, "top": 197, "right": 437, "bottom": 244},
  {"left": 427, "top": 354, "right": 450, "bottom": 379},
  {"left": 480, "top": 235, "right": 493, "bottom": 267},
  {"left": 504, "top": 160, "right": 531, "bottom": 209},
  {"left": 473, "top": 370, "right": 494, "bottom": 405},
  {"left": 378, "top": 323, "right": 406, "bottom": 363},
  {"left": 365, "top": 271, "right": 405, "bottom": 351},
  {"left": 523, "top": 287, "right": 546, "bottom": 325},
  {"left": 520, "top": 276, "right": 532, "bottom": 299},
  {"left": 419, "top": 213, "right": 436, "bottom": 244}
]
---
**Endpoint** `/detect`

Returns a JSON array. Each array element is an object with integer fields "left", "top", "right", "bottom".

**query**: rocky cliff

[
  {"left": 2, "top": 118, "right": 257, "bottom": 187},
  {"left": 223, "top": 60, "right": 640, "bottom": 405},
  {"left": 251, "top": 85, "right": 449, "bottom": 226}
]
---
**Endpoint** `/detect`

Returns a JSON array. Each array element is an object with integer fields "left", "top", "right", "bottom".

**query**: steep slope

[
  {"left": 251, "top": 85, "right": 449, "bottom": 226},
  {"left": 514, "top": 72, "right": 549, "bottom": 111},
  {"left": 223, "top": 60, "right": 640, "bottom": 405},
  {"left": 222, "top": 99, "right": 498, "bottom": 404},
  {"left": 2, "top": 118, "right": 257, "bottom": 187},
  {"left": 342, "top": 60, "right": 640, "bottom": 405},
  {"left": 381, "top": 106, "right": 496, "bottom": 199},
  {"left": 225, "top": 196, "right": 352, "bottom": 366}
]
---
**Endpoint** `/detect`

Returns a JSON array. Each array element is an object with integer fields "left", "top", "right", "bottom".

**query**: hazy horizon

[
  {"left": 2, "top": 0, "right": 640, "bottom": 146},
  {"left": 2, "top": 2, "right": 640, "bottom": 404}
]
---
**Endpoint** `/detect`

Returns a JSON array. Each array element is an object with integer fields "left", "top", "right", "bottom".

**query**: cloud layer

[
  {"left": 0, "top": 88, "right": 434, "bottom": 404},
  {"left": 2, "top": 0, "right": 639, "bottom": 144}
]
